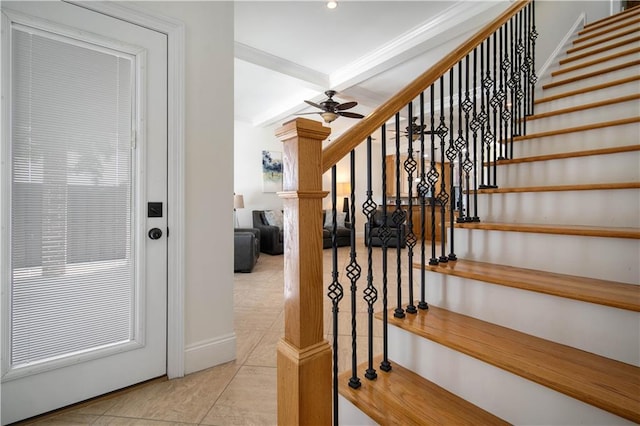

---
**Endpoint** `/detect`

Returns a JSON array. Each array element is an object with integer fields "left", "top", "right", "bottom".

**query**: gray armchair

[
  {"left": 234, "top": 228, "right": 260, "bottom": 272},
  {"left": 252, "top": 211, "right": 283, "bottom": 255}
]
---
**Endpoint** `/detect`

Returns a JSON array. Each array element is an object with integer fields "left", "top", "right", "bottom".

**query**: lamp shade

[
  {"left": 337, "top": 182, "right": 351, "bottom": 196},
  {"left": 234, "top": 194, "right": 245, "bottom": 209}
]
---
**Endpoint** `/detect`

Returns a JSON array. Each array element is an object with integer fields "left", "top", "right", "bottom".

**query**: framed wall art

[{"left": 262, "top": 150, "right": 283, "bottom": 192}]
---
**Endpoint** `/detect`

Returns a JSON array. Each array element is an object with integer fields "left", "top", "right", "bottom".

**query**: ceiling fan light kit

[{"left": 297, "top": 90, "right": 364, "bottom": 124}]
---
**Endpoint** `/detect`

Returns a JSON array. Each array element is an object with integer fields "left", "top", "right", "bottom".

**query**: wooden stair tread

[
  {"left": 475, "top": 181, "right": 640, "bottom": 194},
  {"left": 338, "top": 356, "right": 510, "bottom": 426},
  {"left": 513, "top": 117, "right": 640, "bottom": 141},
  {"left": 535, "top": 75, "right": 640, "bottom": 104},
  {"left": 525, "top": 94, "right": 640, "bottom": 121},
  {"left": 454, "top": 221, "right": 640, "bottom": 239},
  {"left": 419, "top": 259, "right": 640, "bottom": 311},
  {"left": 383, "top": 306, "right": 640, "bottom": 423},
  {"left": 543, "top": 59, "right": 640, "bottom": 89},
  {"left": 553, "top": 48, "right": 640, "bottom": 77},
  {"left": 571, "top": 27, "right": 639, "bottom": 54},
  {"left": 561, "top": 35, "right": 640, "bottom": 65},
  {"left": 581, "top": 5, "right": 640, "bottom": 34},
  {"left": 495, "top": 144, "right": 640, "bottom": 165},
  {"left": 575, "top": 17, "right": 640, "bottom": 45}
]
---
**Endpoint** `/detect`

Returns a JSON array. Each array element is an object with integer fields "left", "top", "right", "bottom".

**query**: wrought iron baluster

[
  {"left": 460, "top": 54, "right": 474, "bottom": 223},
  {"left": 327, "top": 166, "right": 343, "bottom": 425},
  {"left": 481, "top": 38, "right": 496, "bottom": 189},
  {"left": 478, "top": 41, "right": 488, "bottom": 189},
  {"left": 509, "top": 14, "right": 516, "bottom": 156},
  {"left": 346, "top": 150, "right": 361, "bottom": 391},
  {"left": 471, "top": 48, "right": 481, "bottom": 222},
  {"left": 523, "top": 3, "right": 530, "bottom": 133},
  {"left": 393, "top": 113, "right": 405, "bottom": 319},
  {"left": 363, "top": 136, "right": 378, "bottom": 380},
  {"left": 428, "top": 84, "right": 439, "bottom": 265},
  {"left": 491, "top": 31, "right": 499, "bottom": 187},
  {"left": 456, "top": 60, "right": 466, "bottom": 224},
  {"left": 446, "top": 67, "right": 457, "bottom": 261},
  {"left": 516, "top": 9, "right": 525, "bottom": 138},
  {"left": 404, "top": 103, "right": 417, "bottom": 315},
  {"left": 417, "top": 91, "right": 430, "bottom": 310},
  {"left": 437, "top": 76, "right": 449, "bottom": 264},
  {"left": 379, "top": 124, "right": 391, "bottom": 373},
  {"left": 529, "top": 1, "right": 538, "bottom": 117},
  {"left": 500, "top": 23, "right": 512, "bottom": 161}
]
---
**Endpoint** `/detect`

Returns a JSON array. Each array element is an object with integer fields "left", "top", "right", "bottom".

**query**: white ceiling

[{"left": 234, "top": 0, "right": 511, "bottom": 132}]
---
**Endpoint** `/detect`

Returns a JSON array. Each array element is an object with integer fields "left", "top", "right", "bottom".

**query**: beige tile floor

[{"left": 16, "top": 240, "right": 424, "bottom": 425}]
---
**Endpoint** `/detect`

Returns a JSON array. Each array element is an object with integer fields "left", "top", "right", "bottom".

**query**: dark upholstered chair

[
  {"left": 364, "top": 209, "right": 407, "bottom": 248},
  {"left": 322, "top": 211, "right": 351, "bottom": 249},
  {"left": 252, "top": 210, "right": 351, "bottom": 254},
  {"left": 252, "top": 210, "right": 284, "bottom": 255},
  {"left": 234, "top": 228, "right": 260, "bottom": 272}
]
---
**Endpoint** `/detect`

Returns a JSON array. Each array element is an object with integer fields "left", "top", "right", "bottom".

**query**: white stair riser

[
  {"left": 338, "top": 397, "right": 377, "bottom": 426},
  {"left": 511, "top": 122, "right": 640, "bottom": 157},
  {"left": 550, "top": 52, "right": 640, "bottom": 83},
  {"left": 534, "top": 80, "right": 640, "bottom": 114},
  {"left": 542, "top": 66, "right": 639, "bottom": 97},
  {"left": 453, "top": 228, "right": 640, "bottom": 284},
  {"left": 493, "top": 151, "right": 640, "bottom": 186},
  {"left": 526, "top": 99, "right": 640, "bottom": 133},
  {"left": 422, "top": 271, "right": 640, "bottom": 365},
  {"left": 472, "top": 189, "right": 640, "bottom": 227},
  {"left": 389, "top": 327, "right": 635, "bottom": 425}
]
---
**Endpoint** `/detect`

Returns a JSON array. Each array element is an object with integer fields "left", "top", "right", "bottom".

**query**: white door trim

[{"left": 66, "top": 0, "right": 186, "bottom": 379}]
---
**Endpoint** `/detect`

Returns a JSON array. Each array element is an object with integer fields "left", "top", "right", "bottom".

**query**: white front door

[{"left": 1, "top": 2, "right": 168, "bottom": 423}]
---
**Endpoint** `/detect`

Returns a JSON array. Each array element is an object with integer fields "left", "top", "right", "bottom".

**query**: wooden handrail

[{"left": 321, "top": 0, "right": 530, "bottom": 173}]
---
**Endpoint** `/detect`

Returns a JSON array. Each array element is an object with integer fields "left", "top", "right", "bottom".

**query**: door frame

[{"left": 65, "top": 1, "right": 186, "bottom": 379}]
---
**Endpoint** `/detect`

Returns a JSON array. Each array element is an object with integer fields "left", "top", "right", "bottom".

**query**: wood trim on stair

[
  {"left": 525, "top": 94, "right": 640, "bottom": 121},
  {"left": 512, "top": 117, "right": 640, "bottom": 141},
  {"left": 535, "top": 75, "right": 640, "bottom": 104},
  {"left": 561, "top": 35, "right": 640, "bottom": 65},
  {"left": 580, "top": 6, "right": 640, "bottom": 35},
  {"left": 573, "top": 28, "right": 638, "bottom": 52},
  {"left": 454, "top": 221, "right": 640, "bottom": 239},
  {"left": 338, "top": 356, "right": 510, "bottom": 426},
  {"left": 474, "top": 182, "right": 640, "bottom": 194},
  {"left": 575, "top": 17, "right": 640, "bottom": 44},
  {"left": 419, "top": 259, "right": 640, "bottom": 311},
  {"left": 571, "top": 27, "right": 639, "bottom": 53},
  {"left": 495, "top": 144, "right": 640, "bottom": 165},
  {"left": 383, "top": 306, "right": 640, "bottom": 423},
  {"left": 552, "top": 47, "right": 640, "bottom": 76},
  {"left": 543, "top": 60, "right": 640, "bottom": 89}
]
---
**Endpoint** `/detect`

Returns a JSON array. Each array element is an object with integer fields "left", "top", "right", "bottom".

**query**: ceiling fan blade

[
  {"left": 338, "top": 111, "right": 365, "bottom": 119},
  {"left": 304, "top": 100, "right": 325, "bottom": 110},
  {"left": 336, "top": 101, "right": 357, "bottom": 111},
  {"left": 295, "top": 112, "right": 321, "bottom": 116}
]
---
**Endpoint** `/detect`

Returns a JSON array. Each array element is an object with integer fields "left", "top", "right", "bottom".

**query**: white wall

[
  {"left": 135, "top": 1, "right": 235, "bottom": 374},
  {"left": 235, "top": 118, "right": 383, "bottom": 234},
  {"left": 234, "top": 121, "right": 283, "bottom": 228},
  {"left": 535, "top": 1, "right": 612, "bottom": 79}
]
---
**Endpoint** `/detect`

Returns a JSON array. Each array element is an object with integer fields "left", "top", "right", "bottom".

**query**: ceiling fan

[{"left": 297, "top": 90, "right": 365, "bottom": 123}]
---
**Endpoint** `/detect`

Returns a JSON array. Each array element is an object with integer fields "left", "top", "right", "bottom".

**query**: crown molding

[
  {"left": 235, "top": 41, "right": 328, "bottom": 90},
  {"left": 330, "top": 1, "right": 510, "bottom": 90}
]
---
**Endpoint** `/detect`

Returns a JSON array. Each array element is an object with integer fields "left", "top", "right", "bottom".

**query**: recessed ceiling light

[{"left": 327, "top": 1, "right": 338, "bottom": 9}]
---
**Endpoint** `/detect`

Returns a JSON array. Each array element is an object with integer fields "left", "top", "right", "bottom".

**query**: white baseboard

[{"left": 184, "top": 332, "right": 237, "bottom": 375}]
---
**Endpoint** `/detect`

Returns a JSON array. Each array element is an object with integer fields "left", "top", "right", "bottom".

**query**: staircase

[{"left": 338, "top": 7, "right": 640, "bottom": 425}]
